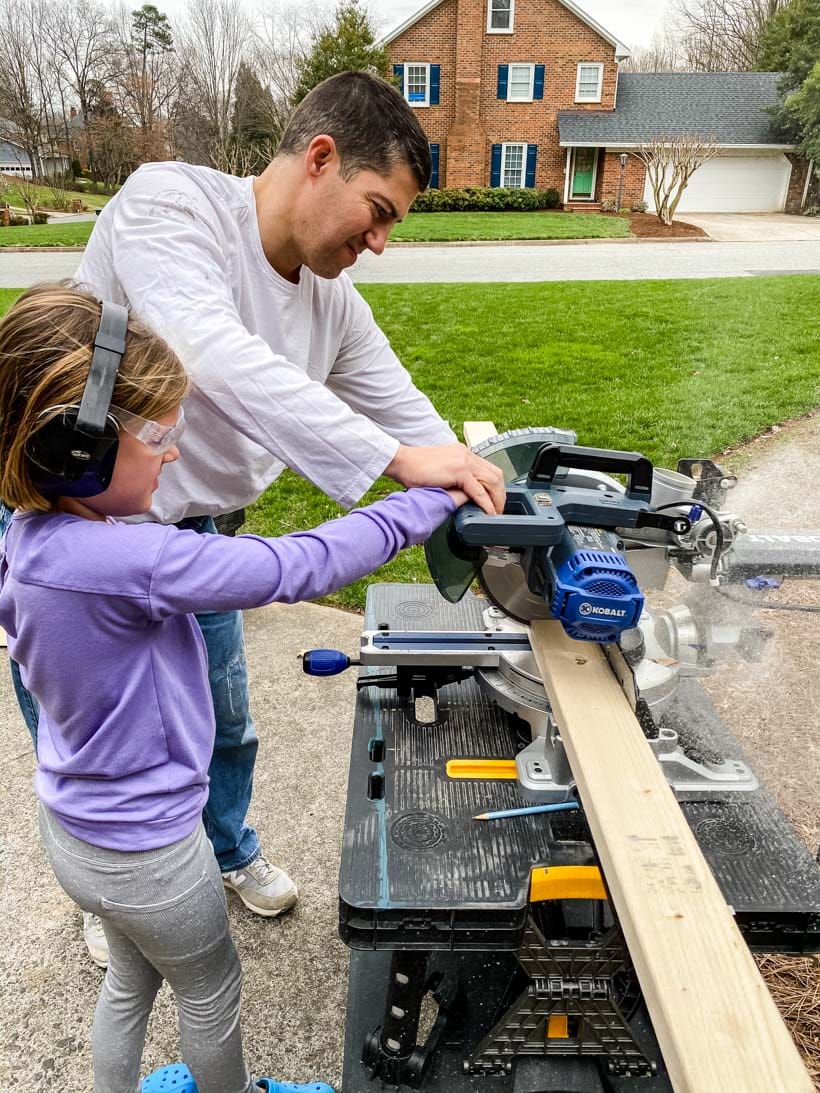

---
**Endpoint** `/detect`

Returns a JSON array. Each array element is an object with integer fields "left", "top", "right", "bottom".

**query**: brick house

[{"left": 384, "top": 0, "right": 812, "bottom": 214}]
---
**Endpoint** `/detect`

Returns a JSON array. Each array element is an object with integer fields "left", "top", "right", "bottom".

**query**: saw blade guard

[
  {"left": 426, "top": 429, "right": 690, "bottom": 637},
  {"left": 424, "top": 427, "right": 577, "bottom": 605}
]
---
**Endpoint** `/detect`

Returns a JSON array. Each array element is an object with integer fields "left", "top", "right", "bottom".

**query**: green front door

[{"left": 571, "top": 148, "right": 597, "bottom": 199}]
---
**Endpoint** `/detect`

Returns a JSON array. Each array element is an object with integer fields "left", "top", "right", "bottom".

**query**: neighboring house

[
  {"left": 0, "top": 126, "right": 71, "bottom": 181},
  {"left": 384, "top": 0, "right": 811, "bottom": 213},
  {"left": 0, "top": 137, "right": 33, "bottom": 179}
]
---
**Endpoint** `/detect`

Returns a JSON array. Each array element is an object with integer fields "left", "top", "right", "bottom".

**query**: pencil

[{"left": 473, "top": 801, "right": 580, "bottom": 821}]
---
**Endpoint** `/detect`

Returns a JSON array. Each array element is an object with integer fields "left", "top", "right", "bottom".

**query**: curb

[
  {"left": 1, "top": 245, "right": 86, "bottom": 253},
  {"left": 1, "top": 237, "right": 711, "bottom": 254},
  {"left": 387, "top": 235, "right": 711, "bottom": 247}
]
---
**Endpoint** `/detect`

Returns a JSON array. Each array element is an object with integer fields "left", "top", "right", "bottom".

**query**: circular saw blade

[
  {"left": 470, "top": 428, "right": 579, "bottom": 623},
  {"left": 478, "top": 552, "right": 553, "bottom": 624}
]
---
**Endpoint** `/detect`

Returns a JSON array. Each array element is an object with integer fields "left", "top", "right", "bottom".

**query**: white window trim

[
  {"left": 575, "top": 62, "right": 604, "bottom": 103},
  {"left": 404, "top": 62, "right": 431, "bottom": 108},
  {"left": 507, "top": 63, "right": 535, "bottom": 103},
  {"left": 487, "top": 0, "right": 514, "bottom": 34},
  {"left": 501, "top": 142, "right": 527, "bottom": 189}
]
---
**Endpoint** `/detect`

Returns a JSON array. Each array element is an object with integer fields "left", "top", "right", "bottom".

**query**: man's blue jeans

[{"left": 1, "top": 507, "right": 260, "bottom": 873}]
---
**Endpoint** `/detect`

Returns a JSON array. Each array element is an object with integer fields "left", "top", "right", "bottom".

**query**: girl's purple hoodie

[{"left": 0, "top": 487, "right": 455, "bottom": 850}]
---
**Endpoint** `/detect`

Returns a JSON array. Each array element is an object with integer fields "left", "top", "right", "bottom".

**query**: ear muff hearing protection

[{"left": 26, "top": 300, "right": 129, "bottom": 499}]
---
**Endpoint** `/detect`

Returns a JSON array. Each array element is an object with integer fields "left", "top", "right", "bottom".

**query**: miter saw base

[{"left": 337, "top": 584, "right": 820, "bottom": 1092}]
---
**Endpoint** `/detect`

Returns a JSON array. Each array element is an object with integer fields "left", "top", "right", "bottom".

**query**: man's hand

[{"left": 386, "top": 444, "right": 506, "bottom": 515}]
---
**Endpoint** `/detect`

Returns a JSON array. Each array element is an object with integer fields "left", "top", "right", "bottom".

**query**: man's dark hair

[{"left": 278, "top": 71, "right": 432, "bottom": 191}]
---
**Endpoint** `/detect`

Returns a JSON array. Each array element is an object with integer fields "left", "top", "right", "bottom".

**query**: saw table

[
  {"left": 302, "top": 429, "right": 820, "bottom": 1091},
  {"left": 336, "top": 584, "right": 819, "bottom": 1093}
]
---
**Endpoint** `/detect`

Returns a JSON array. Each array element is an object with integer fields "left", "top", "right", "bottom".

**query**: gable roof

[
  {"left": 382, "top": 0, "right": 630, "bottom": 58},
  {"left": 558, "top": 71, "right": 790, "bottom": 147}
]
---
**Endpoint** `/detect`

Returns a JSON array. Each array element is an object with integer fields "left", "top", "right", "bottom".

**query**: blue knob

[{"left": 302, "top": 649, "right": 352, "bottom": 676}]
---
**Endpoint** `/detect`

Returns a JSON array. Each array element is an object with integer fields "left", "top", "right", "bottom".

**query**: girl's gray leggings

[{"left": 39, "top": 803, "right": 256, "bottom": 1093}]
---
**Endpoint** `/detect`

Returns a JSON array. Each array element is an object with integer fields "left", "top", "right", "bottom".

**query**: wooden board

[
  {"left": 528, "top": 621, "right": 811, "bottom": 1093},
  {"left": 464, "top": 421, "right": 811, "bottom": 1093},
  {"left": 463, "top": 421, "right": 499, "bottom": 448}
]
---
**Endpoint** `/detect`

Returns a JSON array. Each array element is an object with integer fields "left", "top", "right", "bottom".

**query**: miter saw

[{"left": 303, "top": 428, "right": 820, "bottom": 1093}]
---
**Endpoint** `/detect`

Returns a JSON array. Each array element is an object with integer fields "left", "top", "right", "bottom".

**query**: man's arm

[
  {"left": 327, "top": 283, "right": 456, "bottom": 446},
  {"left": 329, "top": 284, "right": 506, "bottom": 514},
  {"left": 104, "top": 180, "right": 400, "bottom": 509}
]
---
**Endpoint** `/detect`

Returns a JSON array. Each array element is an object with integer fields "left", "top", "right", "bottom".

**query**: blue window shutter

[
  {"left": 491, "top": 144, "right": 502, "bottom": 187},
  {"left": 497, "top": 65, "right": 509, "bottom": 100},
  {"left": 525, "top": 144, "right": 537, "bottom": 188},
  {"left": 430, "top": 65, "right": 440, "bottom": 105},
  {"left": 393, "top": 64, "right": 404, "bottom": 95},
  {"left": 429, "top": 144, "right": 440, "bottom": 188},
  {"left": 534, "top": 64, "right": 545, "bottom": 100}
]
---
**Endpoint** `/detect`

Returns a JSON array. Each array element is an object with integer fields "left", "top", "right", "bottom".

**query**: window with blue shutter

[
  {"left": 490, "top": 144, "right": 502, "bottom": 187},
  {"left": 430, "top": 65, "right": 440, "bottom": 105},
  {"left": 525, "top": 144, "right": 537, "bottom": 188},
  {"left": 400, "top": 63, "right": 436, "bottom": 106},
  {"left": 429, "top": 144, "right": 440, "bottom": 189},
  {"left": 497, "top": 65, "right": 509, "bottom": 100},
  {"left": 534, "top": 64, "right": 545, "bottom": 100}
]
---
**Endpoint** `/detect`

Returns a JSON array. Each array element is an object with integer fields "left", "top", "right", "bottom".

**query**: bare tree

[
  {"left": 176, "top": 0, "right": 252, "bottom": 168},
  {"left": 621, "top": 22, "right": 689, "bottom": 72},
  {"left": 0, "top": 0, "right": 60, "bottom": 177},
  {"left": 255, "top": 1, "right": 324, "bottom": 104},
  {"left": 48, "top": 0, "right": 117, "bottom": 173},
  {"left": 111, "top": 3, "right": 179, "bottom": 162},
  {"left": 672, "top": 0, "right": 788, "bottom": 71},
  {"left": 632, "top": 134, "right": 720, "bottom": 224}
]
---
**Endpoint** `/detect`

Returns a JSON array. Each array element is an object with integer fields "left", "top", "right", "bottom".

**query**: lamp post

[{"left": 616, "top": 152, "right": 629, "bottom": 212}]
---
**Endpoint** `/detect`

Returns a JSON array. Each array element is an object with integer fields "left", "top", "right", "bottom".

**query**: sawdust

[{"left": 663, "top": 412, "right": 820, "bottom": 1080}]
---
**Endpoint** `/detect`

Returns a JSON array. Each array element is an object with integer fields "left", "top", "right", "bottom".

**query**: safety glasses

[{"left": 111, "top": 404, "right": 186, "bottom": 454}]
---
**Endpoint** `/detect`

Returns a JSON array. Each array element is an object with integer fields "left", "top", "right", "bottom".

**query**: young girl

[{"left": 0, "top": 283, "right": 465, "bottom": 1093}]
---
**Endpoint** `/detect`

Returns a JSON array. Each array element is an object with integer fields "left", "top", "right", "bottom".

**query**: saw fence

[{"left": 463, "top": 421, "right": 812, "bottom": 1093}]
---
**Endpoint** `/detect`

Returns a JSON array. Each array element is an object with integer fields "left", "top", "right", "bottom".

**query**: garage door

[{"left": 643, "top": 154, "right": 792, "bottom": 213}]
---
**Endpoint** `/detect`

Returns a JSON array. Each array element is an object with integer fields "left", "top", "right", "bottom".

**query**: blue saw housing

[{"left": 548, "top": 546, "right": 644, "bottom": 642}]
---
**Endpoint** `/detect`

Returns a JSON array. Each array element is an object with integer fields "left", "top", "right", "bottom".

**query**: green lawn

[
  {"left": 391, "top": 211, "right": 631, "bottom": 242},
  {"left": 0, "top": 221, "right": 94, "bottom": 247},
  {"left": 1, "top": 177, "right": 112, "bottom": 211},
  {"left": 1, "top": 276, "right": 817, "bottom": 611},
  {"left": 0, "top": 212, "right": 630, "bottom": 248},
  {"left": 244, "top": 276, "right": 820, "bottom": 609}
]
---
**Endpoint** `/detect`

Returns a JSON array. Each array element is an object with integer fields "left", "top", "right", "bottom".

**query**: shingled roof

[{"left": 558, "top": 71, "right": 790, "bottom": 146}]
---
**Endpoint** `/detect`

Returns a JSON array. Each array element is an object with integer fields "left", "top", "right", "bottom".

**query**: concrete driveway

[{"left": 678, "top": 212, "right": 820, "bottom": 242}]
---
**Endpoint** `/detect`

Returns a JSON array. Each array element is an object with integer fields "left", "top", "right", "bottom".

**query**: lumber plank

[
  {"left": 528, "top": 619, "right": 812, "bottom": 1093},
  {"left": 463, "top": 421, "right": 499, "bottom": 448},
  {"left": 463, "top": 422, "right": 810, "bottom": 1091}
]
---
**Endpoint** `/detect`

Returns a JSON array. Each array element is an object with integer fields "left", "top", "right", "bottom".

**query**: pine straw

[{"left": 757, "top": 953, "right": 820, "bottom": 1083}]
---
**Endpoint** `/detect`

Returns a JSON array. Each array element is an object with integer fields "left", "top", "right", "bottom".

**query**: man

[{"left": 69, "top": 70, "right": 504, "bottom": 963}]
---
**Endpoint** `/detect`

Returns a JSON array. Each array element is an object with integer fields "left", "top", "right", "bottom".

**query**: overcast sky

[
  {"left": 154, "top": 0, "right": 672, "bottom": 52},
  {"left": 374, "top": 0, "right": 671, "bottom": 48}
]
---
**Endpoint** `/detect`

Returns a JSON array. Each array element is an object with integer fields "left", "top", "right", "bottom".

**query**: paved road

[{"left": 2, "top": 239, "right": 820, "bottom": 288}]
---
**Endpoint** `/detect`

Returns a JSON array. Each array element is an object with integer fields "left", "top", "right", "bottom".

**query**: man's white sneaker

[
  {"left": 83, "top": 911, "right": 109, "bottom": 967},
  {"left": 222, "top": 855, "right": 299, "bottom": 917}
]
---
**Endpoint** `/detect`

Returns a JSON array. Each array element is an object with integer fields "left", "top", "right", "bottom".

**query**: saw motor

[{"left": 426, "top": 437, "right": 690, "bottom": 640}]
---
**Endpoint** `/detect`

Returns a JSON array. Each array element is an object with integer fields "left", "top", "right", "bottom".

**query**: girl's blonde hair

[{"left": 0, "top": 282, "right": 189, "bottom": 512}]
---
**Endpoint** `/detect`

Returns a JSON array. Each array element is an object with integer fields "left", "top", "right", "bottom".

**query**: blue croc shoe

[
  {"left": 141, "top": 1063, "right": 197, "bottom": 1093},
  {"left": 256, "top": 1081, "right": 334, "bottom": 1093}
]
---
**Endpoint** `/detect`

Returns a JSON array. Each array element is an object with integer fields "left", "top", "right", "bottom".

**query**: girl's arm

[{"left": 147, "top": 487, "right": 457, "bottom": 619}]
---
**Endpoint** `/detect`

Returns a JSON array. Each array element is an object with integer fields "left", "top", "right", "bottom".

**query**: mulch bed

[
  {"left": 758, "top": 954, "right": 820, "bottom": 1081},
  {"left": 627, "top": 213, "right": 708, "bottom": 238}
]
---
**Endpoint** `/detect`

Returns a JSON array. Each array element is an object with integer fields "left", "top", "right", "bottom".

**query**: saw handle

[{"left": 529, "top": 444, "right": 654, "bottom": 501}]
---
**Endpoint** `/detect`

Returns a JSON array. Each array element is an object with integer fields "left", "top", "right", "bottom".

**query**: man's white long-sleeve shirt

[{"left": 75, "top": 162, "right": 456, "bottom": 523}]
